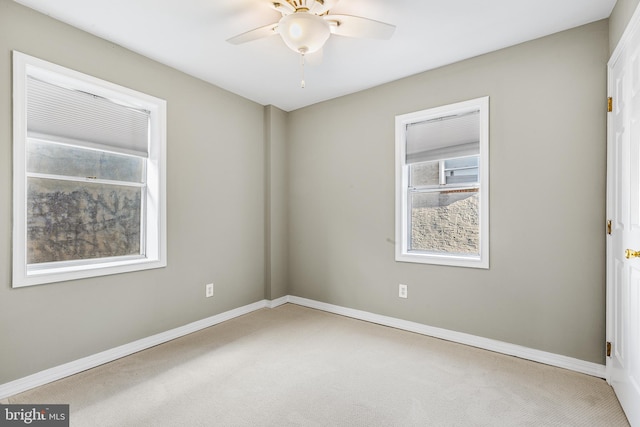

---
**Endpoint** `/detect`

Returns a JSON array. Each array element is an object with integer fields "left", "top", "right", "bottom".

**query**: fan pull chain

[{"left": 300, "top": 52, "right": 306, "bottom": 89}]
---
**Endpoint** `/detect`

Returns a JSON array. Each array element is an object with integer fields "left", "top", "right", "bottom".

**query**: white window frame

[
  {"left": 395, "top": 97, "right": 489, "bottom": 269},
  {"left": 12, "top": 51, "right": 167, "bottom": 287}
]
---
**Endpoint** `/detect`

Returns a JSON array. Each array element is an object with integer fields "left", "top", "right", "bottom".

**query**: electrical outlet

[
  {"left": 205, "top": 283, "right": 214, "bottom": 298},
  {"left": 399, "top": 284, "right": 408, "bottom": 299}
]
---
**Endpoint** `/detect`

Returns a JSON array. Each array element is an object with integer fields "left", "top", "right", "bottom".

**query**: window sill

[
  {"left": 14, "top": 256, "right": 166, "bottom": 288},
  {"left": 395, "top": 251, "right": 489, "bottom": 269}
]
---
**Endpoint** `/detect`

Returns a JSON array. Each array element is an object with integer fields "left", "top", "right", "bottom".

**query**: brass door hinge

[
  {"left": 608, "top": 97, "right": 613, "bottom": 112},
  {"left": 607, "top": 341, "right": 612, "bottom": 357},
  {"left": 607, "top": 220, "right": 612, "bottom": 235}
]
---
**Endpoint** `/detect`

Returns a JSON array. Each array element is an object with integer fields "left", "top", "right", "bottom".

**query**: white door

[{"left": 607, "top": 9, "right": 640, "bottom": 426}]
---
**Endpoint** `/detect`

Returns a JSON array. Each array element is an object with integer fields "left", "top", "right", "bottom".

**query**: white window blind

[
  {"left": 27, "top": 76, "right": 150, "bottom": 156},
  {"left": 405, "top": 110, "right": 480, "bottom": 164}
]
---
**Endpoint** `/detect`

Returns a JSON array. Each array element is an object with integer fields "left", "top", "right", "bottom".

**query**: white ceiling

[{"left": 14, "top": 0, "right": 616, "bottom": 112}]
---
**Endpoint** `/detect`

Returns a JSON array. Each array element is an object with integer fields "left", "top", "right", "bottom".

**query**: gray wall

[
  {"left": 0, "top": 0, "right": 266, "bottom": 384},
  {"left": 265, "top": 106, "right": 290, "bottom": 300},
  {"left": 610, "top": 0, "right": 640, "bottom": 52},
  {"left": 287, "top": 20, "right": 609, "bottom": 364}
]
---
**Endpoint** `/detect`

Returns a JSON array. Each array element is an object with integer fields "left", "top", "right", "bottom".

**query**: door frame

[{"left": 606, "top": 3, "right": 640, "bottom": 425}]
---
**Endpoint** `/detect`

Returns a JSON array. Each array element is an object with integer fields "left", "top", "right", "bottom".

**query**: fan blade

[
  {"left": 309, "top": 0, "right": 340, "bottom": 15},
  {"left": 226, "top": 22, "right": 279, "bottom": 45},
  {"left": 325, "top": 14, "right": 395, "bottom": 39}
]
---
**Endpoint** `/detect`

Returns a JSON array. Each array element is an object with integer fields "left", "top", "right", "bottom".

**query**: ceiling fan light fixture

[{"left": 278, "top": 11, "right": 330, "bottom": 54}]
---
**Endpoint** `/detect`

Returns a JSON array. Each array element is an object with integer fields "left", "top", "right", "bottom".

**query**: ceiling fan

[{"left": 227, "top": 0, "right": 396, "bottom": 86}]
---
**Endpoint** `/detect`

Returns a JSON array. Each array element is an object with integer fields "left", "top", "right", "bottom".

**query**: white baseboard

[
  {"left": 0, "top": 295, "right": 606, "bottom": 400},
  {"left": 287, "top": 296, "right": 606, "bottom": 379},
  {"left": 267, "top": 295, "right": 289, "bottom": 308},
  {"left": 0, "top": 299, "right": 270, "bottom": 401}
]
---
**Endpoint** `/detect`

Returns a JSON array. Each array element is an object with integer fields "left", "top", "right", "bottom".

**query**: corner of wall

[
  {"left": 609, "top": 0, "right": 640, "bottom": 54},
  {"left": 264, "top": 105, "right": 290, "bottom": 300}
]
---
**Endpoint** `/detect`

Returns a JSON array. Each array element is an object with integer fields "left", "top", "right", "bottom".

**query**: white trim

[
  {"left": 288, "top": 296, "right": 606, "bottom": 378},
  {"left": 0, "top": 295, "right": 605, "bottom": 400},
  {"left": 267, "top": 295, "right": 290, "bottom": 308},
  {"left": 0, "top": 300, "right": 270, "bottom": 400}
]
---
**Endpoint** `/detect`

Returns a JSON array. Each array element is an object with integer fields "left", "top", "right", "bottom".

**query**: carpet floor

[{"left": 3, "top": 303, "right": 630, "bottom": 426}]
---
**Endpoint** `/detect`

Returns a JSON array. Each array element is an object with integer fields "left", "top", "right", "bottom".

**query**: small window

[
  {"left": 395, "top": 97, "right": 489, "bottom": 268},
  {"left": 13, "top": 52, "right": 167, "bottom": 287}
]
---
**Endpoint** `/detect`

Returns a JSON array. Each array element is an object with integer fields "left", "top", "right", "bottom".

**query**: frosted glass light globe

[{"left": 278, "top": 12, "right": 330, "bottom": 54}]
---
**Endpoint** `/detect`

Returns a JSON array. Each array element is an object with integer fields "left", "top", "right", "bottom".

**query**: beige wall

[
  {"left": 610, "top": 0, "right": 640, "bottom": 52},
  {"left": 0, "top": 0, "right": 266, "bottom": 383},
  {"left": 287, "top": 20, "right": 609, "bottom": 364},
  {"left": 265, "top": 106, "right": 290, "bottom": 300}
]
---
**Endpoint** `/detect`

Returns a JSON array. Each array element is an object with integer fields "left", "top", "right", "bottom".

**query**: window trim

[
  {"left": 12, "top": 51, "right": 167, "bottom": 287},
  {"left": 395, "top": 97, "right": 489, "bottom": 269}
]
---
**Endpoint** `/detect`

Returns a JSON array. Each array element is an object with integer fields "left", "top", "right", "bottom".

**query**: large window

[
  {"left": 395, "top": 97, "right": 489, "bottom": 268},
  {"left": 13, "top": 52, "right": 167, "bottom": 287}
]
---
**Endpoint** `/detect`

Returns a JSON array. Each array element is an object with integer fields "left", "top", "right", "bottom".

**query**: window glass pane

[
  {"left": 410, "top": 190, "right": 479, "bottom": 256},
  {"left": 27, "top": 139, "right": 145, "bottom": 183},
  {"left": 409, "top": 161, "right": 440, "bottom": 187},
  {"left": 444, "top": 156, "right": 478, "bottom": 170},
  {"left": 27, "top": 178, "right": 142, "bottom": 264},
  {"left": 444, "top": 156, "right": 479, "bottom": 185}
]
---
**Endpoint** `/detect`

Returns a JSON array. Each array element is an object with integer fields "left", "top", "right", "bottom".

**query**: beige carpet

[{"left": 3, "top": 304, "right": 630, "bottom": 426}]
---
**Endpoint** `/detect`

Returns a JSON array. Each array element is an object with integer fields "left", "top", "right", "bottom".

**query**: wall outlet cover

[{"left": 399, "top": 284, "right": 408, "bottom": 299}]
